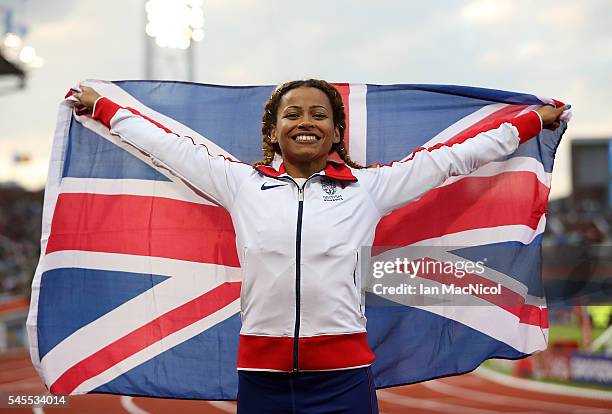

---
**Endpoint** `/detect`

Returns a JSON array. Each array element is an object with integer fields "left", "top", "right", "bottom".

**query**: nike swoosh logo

[{"left": 261, "top": 183, "right": 287, "bottom": 190}]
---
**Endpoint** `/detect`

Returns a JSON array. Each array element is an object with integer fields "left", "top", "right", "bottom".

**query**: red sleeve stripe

[
  {"left": 513, "top": 111, "right": 543, "bottom": 144},
  {"left": 92, "top": 97, "right": 122, "bottom": 128},
  {"left": 125, "top": 107, "right": 178, "bottom": 136}
]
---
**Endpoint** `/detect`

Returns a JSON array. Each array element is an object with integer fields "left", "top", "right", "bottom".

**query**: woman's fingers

[
  {"left": 535, "top": 104, "right": 571, "bottom": 130},
  {"left": 71, "top": 85, "right": 100, "bottom": 110},
  {"left": 536, "top": 104, "right": 569, "bottom": 127}
]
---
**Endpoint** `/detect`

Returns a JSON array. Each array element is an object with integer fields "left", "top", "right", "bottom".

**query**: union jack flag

[{"left": 27, "top": 80, "right": 569, "bottom": 399}]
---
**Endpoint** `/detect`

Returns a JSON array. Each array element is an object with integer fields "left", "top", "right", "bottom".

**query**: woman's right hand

[
  {"left": 72, "top": 85, "right": 101, "bottom": 112},
  {"left": 535, "top": 104, "right": 570, "bottom": 130}
]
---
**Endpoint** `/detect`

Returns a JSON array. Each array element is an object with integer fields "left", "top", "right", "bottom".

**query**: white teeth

[{"left": 294, "top": 135, "right": 319, "bottom": 142}]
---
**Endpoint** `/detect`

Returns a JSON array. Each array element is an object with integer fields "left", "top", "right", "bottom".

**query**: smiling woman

[
  {"left": 271, "top": 87, "right": 341, "bottom": 174},
  {"left": 71, "top": 79, "right": 566, "bottom": 414},
  {"left": 257, "top": 79, "right": 363, "bottom": 175}
]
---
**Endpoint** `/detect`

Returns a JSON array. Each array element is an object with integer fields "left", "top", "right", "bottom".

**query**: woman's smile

[
  {"left": 270, "top": 86, "right": 340, "bottom": 172},
  {"left": 292, "top": 134, "right": 321, "bottom": 143}
]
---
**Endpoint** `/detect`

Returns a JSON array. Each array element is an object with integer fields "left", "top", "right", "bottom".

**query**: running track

[{"left": 1, "top": 350, "right": 610, "bottom": 413}]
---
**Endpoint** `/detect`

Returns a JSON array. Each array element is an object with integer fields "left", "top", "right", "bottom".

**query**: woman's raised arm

[
  {"left": 356, "top": 105, "right": 568, "bottom": 216},
  {"left": 72, "top": 85, "right": 251, "bottom": 211}
]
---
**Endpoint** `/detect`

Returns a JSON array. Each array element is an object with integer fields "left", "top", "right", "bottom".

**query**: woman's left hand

[{"left": 536, "top": 104, "right": 570, "bottom": 129}]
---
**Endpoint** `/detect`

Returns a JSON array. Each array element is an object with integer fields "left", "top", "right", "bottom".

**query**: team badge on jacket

[{"left": 321, "top": 178, "right": 343, "bottom": 201}]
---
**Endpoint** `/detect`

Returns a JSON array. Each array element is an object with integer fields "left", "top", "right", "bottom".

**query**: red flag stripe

[
  {"left": 373, "top": 171, "right": 550, "bottom": 249},
  {"left": 49, "top": 281, "right": 241, "bottom": 394},
  {"left": 329, "top": 83, "right": 350, "bottom": 163},
  {"left": 407, "top": 257, "right": 547, "bottom": 327},
  {"left": 443, "top": 104, "right": 530, "bottom": 146},
  {"left": 46, "top": 193, "right": 239, "bottom": 266}
]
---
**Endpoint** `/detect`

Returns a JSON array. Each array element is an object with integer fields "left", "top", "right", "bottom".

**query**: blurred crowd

[
  {"left": 0, "top": 184, "right": 43, "bottom": 299},
  {"left": 544, "top": 197, "right": 611, "bottom": 246}
]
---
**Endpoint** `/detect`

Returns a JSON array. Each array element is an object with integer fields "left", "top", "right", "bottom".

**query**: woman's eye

[
  {"left": 314, "top": 113, "right": 327, "bottom": 119},
  {"left": 285, "top": 113, "right": 299, "bottom": 119}
]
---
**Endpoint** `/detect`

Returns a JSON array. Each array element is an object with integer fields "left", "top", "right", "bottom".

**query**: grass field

[
  {"left": 485, "top": 322, "right": 612, "bottom": 392},
  {"left": 548, "top": 324, "right": 607, "bottom": 345}
]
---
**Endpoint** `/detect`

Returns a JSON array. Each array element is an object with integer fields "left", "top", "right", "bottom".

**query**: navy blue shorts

[{"left": 237, "top": 367, "right": 379, "bottom": 414}]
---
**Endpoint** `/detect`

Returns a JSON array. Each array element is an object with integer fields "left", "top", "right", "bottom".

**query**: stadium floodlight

[
  {"left": 144, "top": 0, "right": 204, "bottom": 49},
  {"left": 0, "top": 32, "right": 44, "bottom": 69},
  {"left": 3, "top": 32, "right": 22, "bottom": 49},
  {"left": 191, "top": 28, "right": 204, "bottom": 42},
  {"left": 18, "top": 45, "right": 35, "bottom": 63}
]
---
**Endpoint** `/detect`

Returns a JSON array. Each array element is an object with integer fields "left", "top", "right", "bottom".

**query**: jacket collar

[{"left": 254, "top": 160, "right": 357, "bottom": 182}]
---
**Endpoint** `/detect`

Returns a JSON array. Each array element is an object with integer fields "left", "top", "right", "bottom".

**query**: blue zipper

[
  {"left": 258, "top": 173, "right": 309, "bottom": 372},
  {"left": 293, "top": 185, "right": 304, "bottom": 372}
]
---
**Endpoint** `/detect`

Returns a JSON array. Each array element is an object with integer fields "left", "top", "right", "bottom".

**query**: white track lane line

[
  {"left": 207, "top": 399, "right": 392, "bottom": 414},
  {"left": 206, "top": 401, "right": 236, "bottom": 413},
  {"left": 475, "top": 366, "right": 612, "bottom": 401},
  {"left": 377, "top": 389, "right": 499, "bottom": 414},
  {"left": 30, "top": 392, "right": 52, "bottom": 414},
  {"left": 120, "top": 396, "right": 151, "bottom": 414},
  {"left": 424, "top": 379, "right": 610, "bottom": 413},
  {"left": 510, "top": 412, "right": 555, "bottom": 414}
]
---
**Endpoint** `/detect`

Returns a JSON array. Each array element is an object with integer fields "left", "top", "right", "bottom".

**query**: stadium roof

[
  {"left": 0, "top": 50, "right": 24, "bottom": 77},
  {"left": 0, "top": 50, "right": 26, "bottom": 93}
]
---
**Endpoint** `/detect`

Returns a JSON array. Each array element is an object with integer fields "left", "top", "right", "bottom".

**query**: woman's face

[{"left": 270, "top": 87, "right": 340, "bottom": 166}]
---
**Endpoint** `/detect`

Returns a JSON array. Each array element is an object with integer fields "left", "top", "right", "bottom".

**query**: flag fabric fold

[{"left": 27, "top": 79, "right": 569, "bottom": 399}]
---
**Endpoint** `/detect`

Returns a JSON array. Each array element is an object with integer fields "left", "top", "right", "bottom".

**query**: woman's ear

[
  {"left": 333, "top": 127, "right": 340, "bottom": 144},
  {"left": 269, "top": 126, "right": 278, "bottom": 143}
]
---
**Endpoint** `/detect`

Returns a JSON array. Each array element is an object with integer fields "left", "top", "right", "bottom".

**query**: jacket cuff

[
  {"left": 511, "top": 111, "right": 543, "bottom": 144},
  {"left": 92, "top": 97, "right": 122, "bottom": 128}
]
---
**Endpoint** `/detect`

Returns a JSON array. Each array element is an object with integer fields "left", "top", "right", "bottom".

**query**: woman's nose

[{"left": 298, "top": 117, "right": 314, "bottom": 129}]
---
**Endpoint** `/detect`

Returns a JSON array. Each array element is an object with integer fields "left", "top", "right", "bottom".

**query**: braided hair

[{"left": 255, "top": 79, "right": 363, "bottom": 169}]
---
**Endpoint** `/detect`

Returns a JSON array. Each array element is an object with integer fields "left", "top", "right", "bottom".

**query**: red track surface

[{"left": 1, "top": 349, "right": 610, "bottom": 413}]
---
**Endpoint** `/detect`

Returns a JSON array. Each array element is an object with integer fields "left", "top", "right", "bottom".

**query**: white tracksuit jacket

[{"left": 92, "top": 97, "right": 542, "bottom": 372}]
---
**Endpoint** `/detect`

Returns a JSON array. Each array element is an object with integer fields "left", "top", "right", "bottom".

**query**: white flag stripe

[
  {"left": 27, "top": 100, "right": 76, "bottom": 378},
  {"left": 59, "top": 177, "right": 217, "bottom": 206},
  {"left": 77, "top": 107, "right": 227, "bottom": 207},
  {"left": 348, "top": 84, "right": 368, "bottom": 165},
  {"left": 536, "top": 96, "right": 555, "bottom": 105},
  {"left": 439, "top": 156, "right": 551, "bottom": 188},
  {"left": 82, "top": 80, "right": 235, "bottom": 159},
  {"left": 425, "top": 305, "right": 548, "bottom": 354},
  {"left": 519, "top": 104, "right": 541, "bottom": 116},
  {"left": 382, "top": 293, "right": 547, "bottom": 354},
  {"left": 41, "top": 269, "right": 237, "bottom": 385},
  {"left": 404, "top": 214, "right": 546, "bottom": 248},
  {"left": 42, "top": 250, "right": 242, "bottom": 281},
  {"left": 412, "top": 103, "right": 509, "bottom": 154},
  {"left": 72, "top": 300, "right": 240, "bottom": 394}
]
